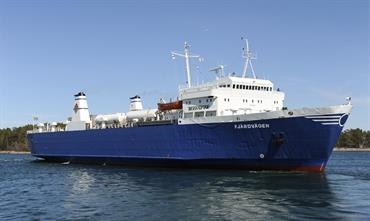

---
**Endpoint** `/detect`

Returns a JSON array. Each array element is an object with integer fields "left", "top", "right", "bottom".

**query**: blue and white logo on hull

[{"left": 305, "top": 113, "right": 347, "bottom": 127}]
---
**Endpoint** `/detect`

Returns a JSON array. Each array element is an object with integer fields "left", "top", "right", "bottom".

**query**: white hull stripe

[
  {"left": 321, "top": 122, "right": 339, "bottom": 125},
  {"left": 312, "top": 119, "right": 339, "bottom": 122},
  {"left": 304, "top": 114, "right": 345, "bottom": 126},
  {"left": 305, "top": 115, "right": 341, "bottom": 119}
]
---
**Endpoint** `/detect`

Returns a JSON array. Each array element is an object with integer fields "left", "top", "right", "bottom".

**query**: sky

[{"left": 0, "top": 0, "right": 369, "bottom": 130}]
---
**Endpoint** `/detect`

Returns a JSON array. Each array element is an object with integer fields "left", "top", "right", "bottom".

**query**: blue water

[{"left": 0, "top": 152, "right": 369, "bottom": 220}]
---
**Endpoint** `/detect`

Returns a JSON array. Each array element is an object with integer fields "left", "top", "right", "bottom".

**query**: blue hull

[{"left": 27, "top": 115, "right": 345, "bottom": 172}]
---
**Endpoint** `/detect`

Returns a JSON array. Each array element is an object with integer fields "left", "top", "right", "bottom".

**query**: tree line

[
  {"left": 0, "top": 125, "right": 369, "bottom": 152},
  {"left": 0, "top": 125, "right": 33, "bottom": 151},
  {"left": 337, "top": 128, "right": 370, "bottom": 149}
]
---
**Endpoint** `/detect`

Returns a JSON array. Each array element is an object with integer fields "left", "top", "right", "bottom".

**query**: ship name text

[{"left": 234, "top": 123, "right": 270, "bottom": 129}]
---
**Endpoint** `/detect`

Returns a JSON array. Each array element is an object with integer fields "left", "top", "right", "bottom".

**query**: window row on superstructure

[
  {"left": 219, "top": 84, "right": 272, "bottom": 91},
  {"left": 222, "top": 98, "right": 266, "bottom": 104},
  {"left": 242, "top": 99, "right": 263, "bottom": 103},
  {"left": 184, "top": 98, "right": 214, "bottom": 105},
  {"left": 184, "top": 110, "right": 217, "bottom": 118}
]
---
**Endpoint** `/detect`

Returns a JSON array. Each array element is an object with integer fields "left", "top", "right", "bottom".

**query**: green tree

[
  {"left": 365, "top": 131, "right": 370, "bottom": 148},
  {"left": 0, "top": 125, "right": 33, "bottom": 151},
  {"left": 337, "top": 128, "right": 368, "bottom": 148}
]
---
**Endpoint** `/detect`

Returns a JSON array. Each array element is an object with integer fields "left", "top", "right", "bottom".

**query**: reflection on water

[
  {"left": 62, "top": 167, "right": 340, "bottom": 220},
  {"left": 1, "top": 153, "right": 370, "bottom": 220},
  {"left": 70, "top": 170, "right": 95, "bottom": 193}
]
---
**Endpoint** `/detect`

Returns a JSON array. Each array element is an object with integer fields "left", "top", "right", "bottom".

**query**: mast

[
  {"left": 242, "top": 38, "right": 256, "bottom": 79},
  {"left": 171, "top": 42, "right": 202, "bottom": 88}
]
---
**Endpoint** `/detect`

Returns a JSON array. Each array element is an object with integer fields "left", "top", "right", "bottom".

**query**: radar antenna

[
  {"left": 171, "top": 42, "right": 202, "bottom": 88},
  {"left": 241, "top": 37, "right": 256, "bottom": 79},
  {"left": 209, "top": 65, "right": 225, "bottom": 79}
]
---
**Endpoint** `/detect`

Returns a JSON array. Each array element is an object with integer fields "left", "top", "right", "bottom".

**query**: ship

[{"left": 27, "top": 40, "right": 352, "bottom": 172}]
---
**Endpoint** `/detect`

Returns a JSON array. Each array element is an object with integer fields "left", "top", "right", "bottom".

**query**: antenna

[
  {"left": 209, "top": 65, "right": 225, "bottom": 79},
  {"left": 171, "top": 42, "right": 202, "bottom": 88},
  {"left": 241, "top": 37, "right": 256, "bottom": 79}
]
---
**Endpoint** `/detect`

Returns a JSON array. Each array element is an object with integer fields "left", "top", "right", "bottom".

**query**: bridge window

[
  {"left": 233, "top": 84, "right": 235, "bottom": 89},
  {"left": 206, "top": 111, "right": 216, "bottom": 117},
  {"left": 184, "top": 113, "right": 193, "bottom": 118},
  {"left": 227, "top": 84, "right": 230, "bottom": 88},
  {"left": 195, "top": 111, "right": 204, "bottom": 118}
]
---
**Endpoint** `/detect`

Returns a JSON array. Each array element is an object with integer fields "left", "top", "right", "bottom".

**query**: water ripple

[{"left": 0, "top": 153, "right": 369, "bottom": 220}]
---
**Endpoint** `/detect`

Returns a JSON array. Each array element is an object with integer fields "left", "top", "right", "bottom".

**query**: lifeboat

[{"left": 157, "top": 100, "right": 183, "bottom": 111}]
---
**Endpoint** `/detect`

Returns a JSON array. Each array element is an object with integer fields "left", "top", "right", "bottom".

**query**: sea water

[{"left": 0, "top": 152, "right": 369, "bottom": 220}]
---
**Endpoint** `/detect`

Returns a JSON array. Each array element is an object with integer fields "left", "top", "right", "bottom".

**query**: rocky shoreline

[
  {"left": 334, "top": 148, "right": 370, "bottom": 152},
  {"left": 0, "top": 151, "right": 30, "bottom": 154}
]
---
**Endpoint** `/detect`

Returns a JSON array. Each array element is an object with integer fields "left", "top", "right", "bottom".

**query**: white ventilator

[
  {"left": 129, "top": 95, "right": 143, "bottom": 111},
  {"left": 66, "top": 92, "right": 92, "bottom": 131}
]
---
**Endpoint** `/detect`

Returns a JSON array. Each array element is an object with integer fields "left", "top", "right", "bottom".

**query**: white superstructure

[
  {"left": 28, "top": 39, "right": 352, "bottom": 134},
  {"left": 179, "top": 76, "right": 284, "bottom": 118},
  {"left": 61, "top": 40, "right": 285, "bottom": 130},
  {"left": 177, "top": 40, "right": 284, "bottom": 119}
]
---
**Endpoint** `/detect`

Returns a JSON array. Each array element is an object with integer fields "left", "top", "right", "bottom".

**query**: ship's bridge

[
  {"left": 179, "top": 76, "right": 285, "bottom": 118},
  {"left": 170, "top": 40, "right": 286, "bottom": 119}
]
